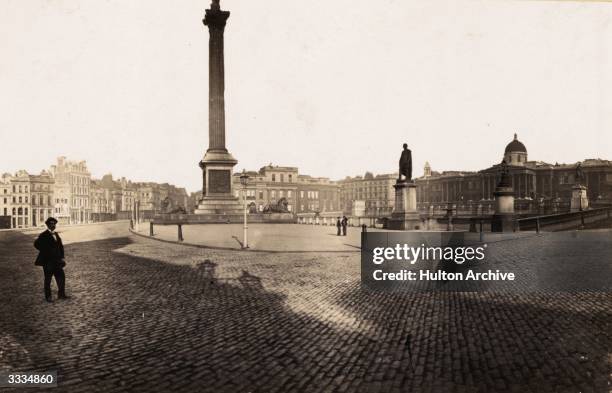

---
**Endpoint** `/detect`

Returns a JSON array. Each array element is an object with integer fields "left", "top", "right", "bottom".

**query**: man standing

[
  {"left": 34, "top": 217, "right": 68, "bottom": 303},
  {"left": 341, "top": 216, "right": 348, "bottom": 236},
  {"left": 336, "top": 217, "right": 341, "bottom": 236}
]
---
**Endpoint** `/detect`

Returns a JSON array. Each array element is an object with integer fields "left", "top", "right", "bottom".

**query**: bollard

[
  {"left": 149, "top": 222, "right": 154, "bottom": 236},
  {"left": 178, "top": 224, "right": 184, "bottom": 242},
  {"left": 479, "top": 220, "right": 484, "bottom": 243},
  {"left": 536, "top": 217, "right": 540, "bottom": 234},
  {"left": 580, "top": 212, "right": 585, "bottom": 229},
  {"left": 361, "top": 224, "right": 367, "bottom": 233}
]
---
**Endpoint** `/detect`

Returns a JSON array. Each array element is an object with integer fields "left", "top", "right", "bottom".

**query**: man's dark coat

[
  {"left": 399, "top": 148, "right": 412, "bottom": 180},
  {"left": 34, "top": 231, "right": 65, "bottom": 268}
]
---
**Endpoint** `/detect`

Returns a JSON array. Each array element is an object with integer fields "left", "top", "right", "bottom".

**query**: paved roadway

[
  {"left": 0, "top": 222, "right": 610, "bottom": 393},
  {"left": 136, "top": 223, "right": 534, "bottom": 252},
  {"left": 140, "top": 223, "right": 368, "bottom": 251}
]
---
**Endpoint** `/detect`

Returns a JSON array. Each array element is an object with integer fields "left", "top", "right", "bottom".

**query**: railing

[
  {"left": 516, "top": 207, "right": 612, "bottom": 232},
  {"left": 418, "top": 199, "right": 574, "bottom": 218}
]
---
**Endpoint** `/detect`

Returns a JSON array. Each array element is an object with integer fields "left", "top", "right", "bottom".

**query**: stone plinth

[
  {"left": 387, "top": 180, "right": 421, "bottom": 230},
  {"left": 570, "top": 185, "right": 589, "bottom": 212},
  {"left": 491, "top": 186, "right": 515, "bottom": 232},
  {"left": 195, "top": 195, "right": 243, "bottom": 215}
]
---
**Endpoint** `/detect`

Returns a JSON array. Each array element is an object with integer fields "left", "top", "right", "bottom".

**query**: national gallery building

[{"left": 415, "top": 134, "right": 612, "bottom": 216}]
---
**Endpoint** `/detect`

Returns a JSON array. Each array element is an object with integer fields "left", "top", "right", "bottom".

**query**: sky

[{"left": 1, "top": 0, "right": 611, "bottom": 193}]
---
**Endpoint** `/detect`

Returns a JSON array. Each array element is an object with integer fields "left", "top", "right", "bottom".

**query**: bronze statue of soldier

[{"left": 399, "top": 143, "right": 412, "bottom": 182}]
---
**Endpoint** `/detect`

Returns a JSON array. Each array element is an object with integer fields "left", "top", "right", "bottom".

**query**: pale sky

[{"left": 1, "top": 0, "right": 611, "bottom": 192}]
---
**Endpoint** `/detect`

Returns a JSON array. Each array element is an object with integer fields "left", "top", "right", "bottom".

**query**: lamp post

[{"left": 239, "top": 170, "right": 250, "bottom": 249}]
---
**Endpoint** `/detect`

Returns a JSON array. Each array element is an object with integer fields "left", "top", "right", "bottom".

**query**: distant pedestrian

[
  {"left": 336, "top": 217, "right": 341, "bottom": 236},
  {"left": 34, "top": 217, "right": 68, "bottom": 303},
  {"left": 342, "top": 216, "right": 348, "bottom": 236}
]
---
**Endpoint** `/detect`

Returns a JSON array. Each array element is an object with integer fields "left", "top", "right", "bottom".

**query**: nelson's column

[{"left": 195, "top": 0, "right": 243, "bottom": 216}]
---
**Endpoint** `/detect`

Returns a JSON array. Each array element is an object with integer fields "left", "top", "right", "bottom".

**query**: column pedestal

[
  {"left": 570, "top": 185, "right": 588, "bottom": 212},
  {"left": 387, "top": 180, "right": 421, "bottom": 230},
  {"left": 195, "top": 149, "right": 242, "bottom": 215}
]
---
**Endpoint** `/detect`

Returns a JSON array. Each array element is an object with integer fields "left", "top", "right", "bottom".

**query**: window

[
  {"left": 281, "top": 174, "right": 284, "bottom": 182},
  {"left": 258, "top": 191, "right": 263, "bottom": 200},
  {"left": 280, "top": 190, "right": 284, "bottom": 198},
  {"left": 272, "top": 174, "right": 276, "bottom": 182},
  {"left": 271, "top": 190, "right": 276, "bottom": 199},
  {"left": 289, "top": 174, "right": 292, "bottom": 183},
  {"left": 300, "top": 191, "right": 304, "bottom": 198},
  {"left": 288, "top": 190, "right": 292, "bottom": 198},
  {"left": 18, "top": 197, "right": 22, "bottom": 203}
]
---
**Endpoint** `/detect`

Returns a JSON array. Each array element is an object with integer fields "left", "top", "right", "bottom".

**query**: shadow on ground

[{"left": 0, "top": 231, "right": 610, "bottom": 393}]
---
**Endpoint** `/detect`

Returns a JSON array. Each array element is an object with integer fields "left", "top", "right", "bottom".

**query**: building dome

[
  {"left": 504, "top": 133, "right": 527, "bottom": 154},
  {"left": 503, "top": 133, "right": 528, "bottom": 166}
]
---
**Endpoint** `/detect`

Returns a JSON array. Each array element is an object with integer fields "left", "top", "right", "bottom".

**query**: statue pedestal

[
  {"left": 491, "top": 186, "right": 515, "bottom": 232},
  {"left": 387, "top": 180, "right": 420, "bottom": 230},
  {"left": 195, "top": 149, "right": 243, "bottom": 215},
  {"left": 570, "top": 184, "right": 589, "bottom": 212}
]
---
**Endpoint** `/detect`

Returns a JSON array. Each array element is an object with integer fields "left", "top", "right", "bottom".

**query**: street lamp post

[{"left": 240, "top": 170, "right": 250, "bottom": 249}]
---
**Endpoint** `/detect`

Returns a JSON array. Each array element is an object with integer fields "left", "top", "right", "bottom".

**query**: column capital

[{"left": 204, "top": 9, "right": 230, "bottom": 30}]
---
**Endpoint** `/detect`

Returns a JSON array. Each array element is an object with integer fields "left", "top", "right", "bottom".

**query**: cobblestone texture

[{"left": 0, "top": 222, "right": 610, "bottom": 393}]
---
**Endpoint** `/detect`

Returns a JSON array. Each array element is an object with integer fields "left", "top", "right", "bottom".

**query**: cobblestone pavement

[{"left": 0, "top": 222, "right": 610, "bottom": 393}]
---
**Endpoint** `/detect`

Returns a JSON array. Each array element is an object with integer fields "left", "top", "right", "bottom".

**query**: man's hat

[{"left": 45, "top": 217, "right": 58, "bottom": 225}]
